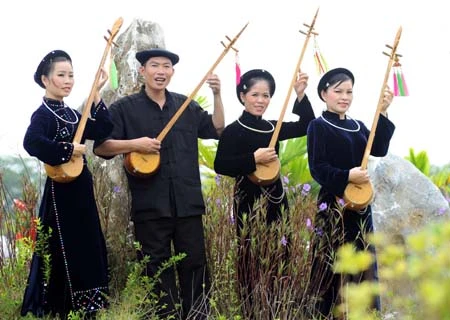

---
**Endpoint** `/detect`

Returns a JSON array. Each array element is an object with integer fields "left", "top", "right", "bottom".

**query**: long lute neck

[
  {"left": 72, "top": 18, "right": 123, "bottom": 144},
  {"left": 269, "top": 8, "right": 319, "bottom": 148},
  {"left": 360, "top": 26, "right": 402, "bottom": 169},
  {"left": 156, "top": 22, "right": 249, "bottom": 142}
]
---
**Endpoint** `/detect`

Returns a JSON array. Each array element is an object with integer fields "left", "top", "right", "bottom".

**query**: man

[{"left": 94, "top": 48, "right": 224, "bottom": 319}]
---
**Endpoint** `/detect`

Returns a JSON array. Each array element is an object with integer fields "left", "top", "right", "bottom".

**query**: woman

[
  {"left": 21, "top": 50, "right": 112, "bottom": 319},
  {"left": 307, "top": 67, "right": 395, "bottom": 318},
  {"left": 214, "top": 68, "right": 315, "bottom": 317}
]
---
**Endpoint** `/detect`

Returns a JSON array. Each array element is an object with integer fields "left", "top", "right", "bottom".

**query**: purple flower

[
  {"left": 216, "top": 199, "right": 221, "bottom": 207},
  {"left": 314, "top": 227, "right": 324, "bottom": 236},
  {"left": 229, "top": 213, "right": 235, "bottom": 225},
  {"left": 283, "top": 176, "right": 289, "bottom": 184},
  {"left": 437, "top": 207, "right": 446, "bottom": 216},
  {"left": 319, "top": 202, "right": 327, "bottom": 212},
  {"left": 338, "top": 198, "right": 345, "bottom": 206},
  {"left": 302, "top": 183, "right": 311, "bottom": 196},
  {"left": 113, "top": 186, "right": 121, "bottom": 193},
  {"left": 306, "top": 218, "right": 313, "bottom": 231},
  {"left": 281, "top": 235, "right": 288, "bottom": 246},
  {"left": 215, "top": 175, "right": 221, "bottom": 185}
]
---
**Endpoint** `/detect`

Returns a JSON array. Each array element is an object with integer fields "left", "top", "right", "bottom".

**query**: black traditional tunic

[
  {"left": 95, "top": 86, "right": 219, "bottom": 221},
  {"left": 214, "top": 96, "right": 314, "bottom": 317},
  {"left": 21, "top": 98, "right": 112, "bottom": 318},
  {"left": 214, "top": 96, "right": 315, "bottom": 224},
  {"left": 306, "top": 110, "right": 395, "bottom": 317}
]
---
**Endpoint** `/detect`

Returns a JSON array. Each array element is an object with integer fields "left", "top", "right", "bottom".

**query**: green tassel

[
  {"left": 109, "top": 60, "right": 118, "bottom": 90},
  {"left": 396, "top": 69, "right": 405, "bottom": 96}
]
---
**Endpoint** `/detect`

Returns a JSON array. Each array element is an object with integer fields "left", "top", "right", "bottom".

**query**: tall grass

[{"left": 1, "top": 154, "right": 449, "bottom": 319}]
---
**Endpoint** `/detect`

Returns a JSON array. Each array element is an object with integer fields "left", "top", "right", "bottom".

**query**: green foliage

[
  {"left": 333, "top": 243, "right": 374, "bottom": 275},
  {"left": 336, "top": 220, "right": 450, "bottom": 320},
  {"left": 197, "top": 140, "right": 217, "bottom": 171},
  {"left": 405, "top": 148, "right": 450, "bottom": 197},
  {"left": 0, "top": 238, "right": 34, "bottom": 320},
  {"left": 405, "top": 147, "right": 430, "bottom": 176},
  {"left": 99, "top": 242, "right": 186, "bottom": 320},
  {"left": 202, "top": 174, "right": 318, "bottom": 319},
  {"left": 33, "top": 219, "right": 52, "bottom": 283},
  {"left": 0, "top": 155, "right": 43, "bottom": 200},
  {"left": 2, "top": 153, "right": 450, "bottom": 319}
]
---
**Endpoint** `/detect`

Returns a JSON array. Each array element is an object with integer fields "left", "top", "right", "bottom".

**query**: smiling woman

[
  {"left": 20, "top": 49, "right": 112, "bottom": 319},
  {"left": 213, "top": 67, "right": 315, "bottom": 318}
]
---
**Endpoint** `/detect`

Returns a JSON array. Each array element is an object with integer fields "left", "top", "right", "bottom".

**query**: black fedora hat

[
  {"left": 34, "top": 50, "right": 72, "bottom": 88},
  {"left": 317, "top": 67, "right": 354, "bottom": 101},
  {"left": 135, "top": 48, "right": 179, "bottom": 66},
  {"left": 236, "top": 69, "right": 276, "bottom": 105}
]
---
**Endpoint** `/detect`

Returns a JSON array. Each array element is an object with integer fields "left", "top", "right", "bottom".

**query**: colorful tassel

[
  {"left": 109, "top": 58, "right": 118, "bottom": 90},
  {"left": 392, "top": 57, "right": 409, "bottom": 96},
  {"left": 313, "top": 35, "right": 328, "bottom": 75},
  {"left": 235, "top": 51, "right": 241, "bottom": 85}
]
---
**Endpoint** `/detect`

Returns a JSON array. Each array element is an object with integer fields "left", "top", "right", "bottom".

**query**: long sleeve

[
  {"left": 23, "top": 109, "right": 75, "bottom": 166},
  {"left": 278, "top": 95, "right": 316, "bottom": 141},
  {"left": 83, "top": 100, "right": 113, "bottom": 142},
  {"left": 214, "top": 123, "right": 257, "bottom": 177},
  {"left": 370, "top": 114, "right": 395, "bottom": 156}
]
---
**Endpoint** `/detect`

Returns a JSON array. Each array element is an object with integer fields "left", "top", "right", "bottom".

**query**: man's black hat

[{"left": 135, "top": 48, "right": 179, "bottom": 66}]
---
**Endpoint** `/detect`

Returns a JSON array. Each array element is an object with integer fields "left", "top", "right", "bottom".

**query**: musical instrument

[
  {"left": 45, "top": 18, "right": 123, "bottom": 183},
  {"left": 248, "top": 8, "right": 319, "bottom": 186},
  {"left": 342, "top": 26, "right": 402, "bottom": 211},
  {"left": 124, "top": 22, "right": 249, "bottom": 178}
]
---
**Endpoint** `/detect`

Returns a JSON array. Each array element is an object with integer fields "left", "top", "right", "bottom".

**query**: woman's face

[
  {"left": 321, "top": 79, "right": 353, "bottom": 117},
  {"left": 43, "top": 61, "right": 74, "bottom": 100},
  {"left": 240, "top": 79, "right": 271, "bottom": 116}
]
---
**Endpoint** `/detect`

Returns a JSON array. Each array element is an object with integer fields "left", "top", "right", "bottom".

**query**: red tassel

[
  {"left": 393, "top": 71, "right": 399, "bottom": 96},
  {"left": 235, "top": 52, "right": 241, "bottom": 85}
]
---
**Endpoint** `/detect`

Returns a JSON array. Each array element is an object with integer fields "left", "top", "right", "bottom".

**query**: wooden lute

[
  {"left": 342, "top": 26, "right": 402, "bottom": 211},
  {"left": 124, "top": 22, "right": 249, "bottom": 178},
  {"left": 248, "top": 8, "right": 319, "bottom": 186},
  {"left": 45, "top": 17, "right": 123, "bottom": 183}
]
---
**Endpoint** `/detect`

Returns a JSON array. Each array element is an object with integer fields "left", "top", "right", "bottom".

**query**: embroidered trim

[
  {"left": 237, "top": 118, "right": 274, "bottom": 133},
  {"left": 320, "top": 114, "right": 360, "bottom": 132},
  {"left": 43, "top": 100, "right": 79, "bottom": 124}
]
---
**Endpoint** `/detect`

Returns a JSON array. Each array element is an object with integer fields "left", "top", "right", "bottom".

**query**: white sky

[{"left": 0, "top": 0, "right": 449, "bottom": 165}]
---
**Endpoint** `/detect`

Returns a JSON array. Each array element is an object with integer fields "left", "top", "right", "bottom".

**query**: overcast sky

[{"left": 0, "top": 0, "right": 448, "bottom": 165}]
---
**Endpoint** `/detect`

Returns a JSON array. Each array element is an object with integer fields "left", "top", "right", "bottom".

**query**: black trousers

[{"left": 134, "top": 215, "right": 210, "bottom": 320}]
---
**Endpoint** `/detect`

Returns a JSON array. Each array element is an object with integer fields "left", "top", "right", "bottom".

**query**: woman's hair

[
  {"left": 40, "top": 56, "right": 72, "bottom": 79},
  {"left": 34, "top": 50, "right": 72, "bottom": 88},
  {"left": 324, "top": 73, "right": 353, "bottom": 91},
  {"left": 317, "top": 67, "right": 354, "bottom": 101},
  {"left": 241, "top": 76, "right": 273, "bottom": 95}
]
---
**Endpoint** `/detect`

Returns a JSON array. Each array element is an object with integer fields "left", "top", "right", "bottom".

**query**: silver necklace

[
  {"left": 320, "top": 114, "right": 360, "bottom": 132},
  {"left": 260, "top": 185, "right": 285, "bottom": 204},
  {"left": 42, "top": 99, "right": 79, "bottom": 125},
  {"left": 237, "top": 118, "right": 274, "bottom": 133}
]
